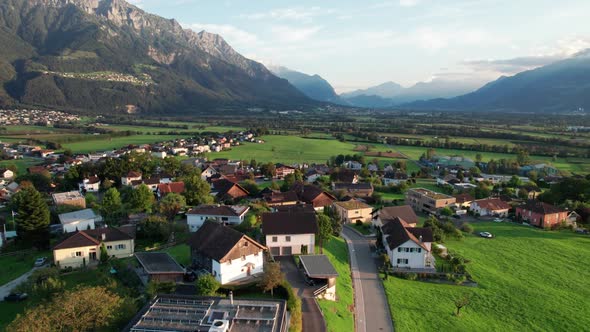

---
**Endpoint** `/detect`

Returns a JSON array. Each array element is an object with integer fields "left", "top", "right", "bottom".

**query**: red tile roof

[
  {"left": 157, "top": 182, "right": 185, "bottom": 194},
  {"left": 473, "top": 198, "right": 510, "bottom": 211}
]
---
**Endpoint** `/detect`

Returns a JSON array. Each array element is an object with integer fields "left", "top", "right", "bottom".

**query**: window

[
  {"left": 243, "top": 241, "right": 249, "bottom": 247},
  {"left": 75, "top": 251, "right": 82, "bottom": 257},
  {"left": 404, "top": 248, "right": 410, "bottom": 253},
  {"left": 417, "top": 248, "right": 422, "bottom": 253},
  {"left": 272, "top": 236, "right": 278, "bottom": 242},
  {"left": 397, "top": 247, "right": 402, "bottom": 252},
  {"left": 106, "top": 245, "right": 113, "bottom": 250},
  {"left": 396, "top": 258, "right": 408, "bottom": 264},
  {"left": 116, "top": 244, "right": 126, "bottom": 250},
  {"left": 285, "top": 236, "right": 291, "bottom": 242},
  {"left": 222, "top": 217, "right": 228, "bottom": 221}
]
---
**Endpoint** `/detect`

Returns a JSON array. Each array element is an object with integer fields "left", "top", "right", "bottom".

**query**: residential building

[
  {"left": 262, "top": 212, "right": 318, "bottom": 256},
  {"left": 122, "top": 171, "right": 142, "bottom": 186},
  {"left": 382, "top": 171, "right": 408, "bottom": 186},
  {"left": 470, "top": 198, "right": 511, "bottom": 217},
  {"left": 343, "top": 160, "right": 362, "bottom": 170},
  {"left": 211, "top": 179, "right": 249, "bottom": 201},
  {"left": 405, "top": 188, "right": 456, "bottom": 215},
  {"left": 156, "top": 181, "right": 185, "bottom": 197},
  {"left": 453, "top": 193, "right": 475, "bottom": 209},
  {"left": 0, "top": 168, "right": 14, "bottom": 179},
  {"left": 381, "top": 217, "right": 434, "bottom": 270},
  {"left": 263, "top": 190, "right": 299, "bottom": 207},
  {"left": 53, "top": 227, "right": 134, "bottom": 269},
  {"left": 59, "top": 208, "right": 102, "bottom": 233},
  {"left": 186, "top": 205, "right": 249, "bottom": 231},
  {"left": 275, "top": 165, "right": 297, "bottom": 179},
  {"left": 188, "top": 221, "right": 265, "bottom": 284},
  {"left": 516, "top": 200, "right": 569, "bottom": 228},
  {"left": 292, "top": 183, "right": 336, "bottom": 211},
  {"left": 127, "top": 295, "right": 288, "bottom": 332},
  {"left": 373, "top": 205, "right": 419, "bottom": 228},
  {"left": 52, "top": 191, "right": 86, "bottom": 209},
  {"left": 332, "top": 182, "right": 374, "bottom": 198},
  {"left": 78, "top": 176, "right": 100, "bottom": 192},
  {"left": 332, "top": 199, "right": 373, "bottom": 224}
]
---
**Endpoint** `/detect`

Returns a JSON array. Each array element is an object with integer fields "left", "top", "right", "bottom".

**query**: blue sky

[{"left": 129, "top": 0, "right": 590, "bottom": 92}]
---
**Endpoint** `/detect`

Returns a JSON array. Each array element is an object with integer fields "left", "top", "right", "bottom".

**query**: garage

[
  {"left": 270, "top": 247, "right": 280, "bottom": 256},
  {"left": 281, "top": 246, "right": 292, "bottom": 255}
]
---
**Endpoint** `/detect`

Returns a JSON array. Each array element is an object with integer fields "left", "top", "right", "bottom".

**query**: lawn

[
  {"left": 383, "top": 222, "right": 590, "bottom": 331},
  {"left": 213, "top": 136, "right": 357, "bottom": 164},
  {"left": 348, "top": 223, "right": 373, "bottom": 235},
  {"left": 0, "top": 157, "right": 42, "bottom": 177},
  {"left": 164, "top": 244, "right": 191, "bottom": 266},
  {"left": 62, "top": 134, "right": 187, "bottom": 153},
  {"left": 0, "top": 250, "right": 51, "bottom": 286},
  {"left": 317, "top": 236, "right": 354, "bottom": 332}
]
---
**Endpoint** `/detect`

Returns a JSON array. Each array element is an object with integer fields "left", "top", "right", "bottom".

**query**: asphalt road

[
  {"left": 0, "top": 267, "right": 38, "bottom": 300},
  {"left": 342, "top": 227, "right": 394, "bottom": 332},
  {"left": 277, "top": 257, "right": 326, "bottom": 332}
]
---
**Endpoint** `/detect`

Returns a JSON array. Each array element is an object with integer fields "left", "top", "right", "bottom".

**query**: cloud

[
  {"left": 399, "top": 0, "right": 420, "bottom": 7},
  {"left": 240, "top": 7, "right": 334, "bottom": 22},
  {"left": 270, "top": 25, "right": 322, "bottom": 43},
  {"left": 183, "top": 23, "right": 259, "bottom": 46}
]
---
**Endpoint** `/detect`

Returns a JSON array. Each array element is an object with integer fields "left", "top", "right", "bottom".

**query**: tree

[
  {"left": 250, "top": 159, "right": 257, "bottom": 170},
  {"left": 317, "top": 214, "right": 333, "bottom": 254},
  {"left": 195, "top": 274, "right": 220, "bottom": 296},
  {"left": 147, "top": 281, "right": 176, "bottom": 297},
  {"left": 161, "top": 156, "right": 181, "bottom": 176},
  {"left": 139, "top": 215, "right": 170, "bottom": 242},
  {"left": 158, "top": 193, "right": 186, "bottom": 220},
  {"left": 270, "top": 181, "right": 281, "bottom": 191},
  {"left": 101, "top": 187, "right": 123, "bottom": 225},
  {"left": 475, "top": 153, "right": 483, "bottom": 163},
  {"left": 241, "top": 180, "right": 260, "bottom": 196},
  {"left": 426, "top": 148, "right": 436, "bottom": 160},
  {"left": 258, "top": 262, "right": 284, "bottom": 297},
  {"left": 7, "top": 286, "right": 122, "bottom": 332},
  {"left": 440, "top": 207, "right": 454, "bottom": 217},
  {"left": 453, "top": 294, "right": 471, "bottom": 316},
  {"left": 85, "top": 193, "right": 98, "bottom": 208},
  {"left": 12, "top": 186, "right": 50, "bottom": 248},
  {"left": 129, "top": 184, "right": 154, "bottom": 212},
  {"left": 516, "top": 149, "right": 530, "bottom": 165},
  {"left": 182, "top": 174, "right": 213, "bottom": 205},
  {"left": 100, "top": 243, "right": 109, "bottom": 263}
]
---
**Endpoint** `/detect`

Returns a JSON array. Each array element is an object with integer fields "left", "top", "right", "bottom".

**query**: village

[{"left": 0, "top": 127, "right": 587, "bottom": 332}]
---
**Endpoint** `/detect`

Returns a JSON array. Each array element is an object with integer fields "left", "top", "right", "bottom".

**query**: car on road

[
  {"left": 4, "top": 293, "right": 28, "bottom": 302},
  {"left": 493, "top": 218, "right": 503, "bottom": 222},
  {"left": 479, "top": 232, "right": 493, "bottom": 238},
  {"left": 34, "top": 257, "right": 47, "bottom": 267}
]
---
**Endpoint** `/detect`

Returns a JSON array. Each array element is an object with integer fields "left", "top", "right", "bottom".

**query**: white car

[
  {"left": 479, "top": 232, "right": 493, "bottom": 238},
  {"left": 493, "top": 218, "right": 503, "bottom": 222}
]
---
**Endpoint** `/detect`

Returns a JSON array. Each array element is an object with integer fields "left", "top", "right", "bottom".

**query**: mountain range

[
  {"left": 0, "top": 0, "right": 313, "bottom": 114},
  {"left": 269, "top": 66, "right": 342, "bottom": 104}
]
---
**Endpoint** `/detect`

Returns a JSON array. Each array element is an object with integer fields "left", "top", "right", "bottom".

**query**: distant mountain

[
  {"left": 0, "top": 0, "right": 313, "bottom": 114},
  {"left": 340, "top": 79, "right": 484, "bottom": 108},
  {"left": 269, "top": 66, "right": 342, "bottom": 103},
  {"left": 404, "top": 52, "right": 590, "bottom": 112}
]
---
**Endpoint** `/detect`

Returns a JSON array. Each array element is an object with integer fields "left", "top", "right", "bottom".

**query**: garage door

[
  {"left": 270, "top": 247, "right": 280, "bottom": 256},
  {"left": 281, "top": 246, "right": 292, "bottom": 256}
]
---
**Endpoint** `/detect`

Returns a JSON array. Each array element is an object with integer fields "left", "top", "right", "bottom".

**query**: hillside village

[{"left": 0, "top": 130, "right": 588, "bottom": 332}]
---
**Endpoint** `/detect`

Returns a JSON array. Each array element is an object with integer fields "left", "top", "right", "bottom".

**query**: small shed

[
  {"left": 135, "top": 252, "right": 185, "bottom": 283},
  {"left": 299, "top": 255, "right": 338, "bottom": 301}
]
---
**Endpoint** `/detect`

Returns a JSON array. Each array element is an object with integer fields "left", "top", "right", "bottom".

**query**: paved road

[
  {"left": 0, "top": 267, "right": 37, "bottom": 300},
  {"left": 342, "top": 227, "right": 394, "bottom": 332},
  {"left": 277, "top": 257, "right": 326, "bottom": 332}
]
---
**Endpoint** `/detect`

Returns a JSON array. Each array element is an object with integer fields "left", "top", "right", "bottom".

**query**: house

[
  {"left": 211, "top": 179, "right": 249, "bottom": 201},
  {"left": 343, "top": 160, "right": 362, "bottom": 170},
  {"left": 53, "top": 227, "right": 134, "bottom": 269},
  {"left": 200, "top": 166, "right": 218, "bottom": 180},
  {"left": 382, "top": 171, "right": 408, "bottom": 186},
  {"left": 52, "top": 191, "right": 86, "bottom": 209},
  {"left": 332, "top": 199, "right": 373, "bottom": 224},
  {"left": 373, "top": 205, "right": 418, "bottom": 228},
  {"left": 516, "top": 185, "right": 543, "bottom": 199},
  {"left": 515, "top": 200, "right": 569, "bottom": 228},
  {"left": 305, "top": 169, "right": 325, "bottom": 183},
  {"left": 135, "top": 252, "right": 185, "bottom": 283},
  {"left": 453, "top": 193, "right": 475, "bottom": 209},
  {"left": 59, "top": 208, "right": 102, "bottom": 233},
  {"left": 332, "top": 182, "right": 374, "bottom": 198},
  {"left": 188, "top": 221, "right": 266, "bottom": 284},
  {"left": 127, "top": 294, "right": 288, "bottom": 332},
  {"left": 405, "top": 188, "right": 456, "bottom": 215},
  {"left": 186, "top": 205, "right": 250, "bottom": 231},
  {"left": 262, "top": 212, "right": 318, "bottom": 256},
  {"left": 0, "top": 168, "right": 14, "bottom": 179},
  {"left": 142, "top": 177, "right": 162, "bottom": 191},
  {"left": 78, "top": 176, "right": 100, "bottom": 193},
  {"left": 381, "top": 217, "right": 435, "bottom": 270},
  {"left": 122, "top": 171, "right": 142, "bottom": 186},
  {"left": 470, "top": 198, "right": 511, "bottom": 217},
  {"left": 275, "top": 165, "right": 296, "bottom": 179},
  {"left": 263, "top": 191, "right": 299, "bottom": 207},
  {"left": 151, "top": 151, "right": 167, "bottom": 159},
  {"left": 292, "top": 183, "right": 336, "bottom": 211},
  {"left": 156, "top": 182, "right": 185, "bottom": 197}
]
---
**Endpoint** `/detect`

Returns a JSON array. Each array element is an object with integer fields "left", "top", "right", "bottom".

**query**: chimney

[
  {"left": 101, "top": 233, "right": 106, "bottom": 241},
  {"left": 419, "top": 235, "right": 423, "bottom": 242},
  {"left": 229, "top": 291, "right": 234, "bottom": 306}
]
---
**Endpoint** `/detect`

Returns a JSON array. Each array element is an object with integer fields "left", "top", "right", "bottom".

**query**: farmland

[{"left": 383, "top": 222, "right": 590, "bottom": 331}]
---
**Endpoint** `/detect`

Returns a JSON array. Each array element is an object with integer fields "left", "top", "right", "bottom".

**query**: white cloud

[
  {"left": 270, "top": 25, "right": 322, "bottom": 43},
  {"left": 241, "top": 7, "right": 335, "bottom": 22},
  {"left": 183, "top": 23, "right": 260, "bottom": 46}
]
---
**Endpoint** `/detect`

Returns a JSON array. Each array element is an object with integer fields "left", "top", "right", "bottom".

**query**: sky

[{"left": 128, "top": 0, "right": 590, "bottom": 93}]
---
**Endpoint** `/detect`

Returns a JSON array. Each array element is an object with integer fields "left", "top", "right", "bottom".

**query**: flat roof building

[{"left": 52, "top": 190, "right": 86, "bottom": 209}]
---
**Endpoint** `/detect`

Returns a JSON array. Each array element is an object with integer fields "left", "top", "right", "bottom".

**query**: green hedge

[{"left": 278, "top": 281, "right": 302, "bottom": 332}]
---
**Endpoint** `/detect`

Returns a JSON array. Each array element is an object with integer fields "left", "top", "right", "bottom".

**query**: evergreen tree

[
  {"left": 99, "top": 243, "right": 109, "bottom": 263},
  {"left": 101, "top": 188, "right": 122, "bottom": 225},
  {"left": 317, "top": 214, "right": 333, "bottom": 254},
  {"left": 12, "top": 186, "right": 50, "bottom": 248}
]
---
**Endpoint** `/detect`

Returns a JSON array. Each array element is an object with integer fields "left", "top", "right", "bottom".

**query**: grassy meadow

[{"left": 383, "top": 222, "right": 590, "bottom": 331}]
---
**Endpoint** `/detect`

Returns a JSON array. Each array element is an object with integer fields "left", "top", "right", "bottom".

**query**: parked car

[
  {"left": 453, "top": 215, "right": 461, "bottom": 219},
  {"left": 34, "top": 257, "right": 47, "bottom": 267},
  {"left": 479, "top": 232, "right": 493, "bottom": 238},
  {"left": 4, "top": 293, "right": 28, "bottom": 302},
  {"left": 493, "top": 218, "right": 503, "bottom": 223}
]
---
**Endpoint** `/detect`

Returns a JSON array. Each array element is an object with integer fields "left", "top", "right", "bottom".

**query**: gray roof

[
  {"left": 58, "top": 208, "right": 102, "bottom": 225},
  {"left": 299, "top": 255, "right": 338, "bottom": 278},
  {"left": 135, "top": 252, "right": 184, "bottom": 274}
]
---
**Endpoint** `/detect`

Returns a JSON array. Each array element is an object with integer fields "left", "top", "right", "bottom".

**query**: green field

[
  {"left": 384, "top": 222, "right": 590, "bottom": 331},
  {"left": 317, "top": 236, "right": 354, "bottom": 332},
  {"left": 164, "top": 244, "right": 191, "bottom": 266},
  {"left": 61, "top": 135, "right": 186, "bottom": 153},
  {"left": 0, "top": 158, "right": 42, "bottom": 176},
  {"left": 0, "top": 250, "right": 51, "bottom": 286}
]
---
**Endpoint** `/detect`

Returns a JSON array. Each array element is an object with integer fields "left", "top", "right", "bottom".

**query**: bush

[
  {"left": 405, "top": 273, "right": 418, "bottom": 281},
  {"left": 355, "top": 219, "right": 363, "bottom": 226},
  {"left": 278, "top": 281, "right": 302, "bottom": 332},
  {"left": 195, "top": 274, "right": 221, "bottom": 296},
  {"left": 146, "top": 281, "right": 176, "bottom": 298},
  {"left": 460, "top": 223, "right": 474, "bottom": 233}
]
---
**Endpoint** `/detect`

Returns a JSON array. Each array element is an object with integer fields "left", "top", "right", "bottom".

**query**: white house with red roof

[
  {"left": 470, "top": 198, "right": 511, "bottom": 217},
  {"left": 381, "top": 217, "right": 434, "bottom": 270}
]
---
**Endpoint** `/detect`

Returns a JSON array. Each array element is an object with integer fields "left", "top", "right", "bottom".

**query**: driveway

[
  {"left": 0, "top": 267, "right": 38, "bottom": 300},
  {"left": 277, "top": 257, "right": 326, "bottom": 332},
  {"left": 342, "top": 227, "right": 394, "bottom": 332}
]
